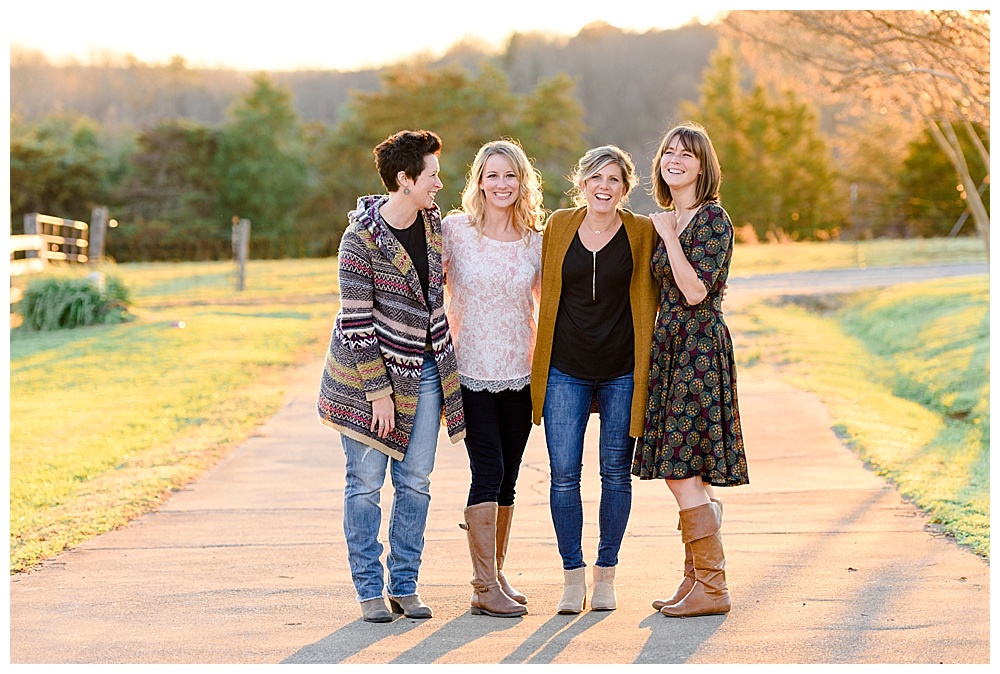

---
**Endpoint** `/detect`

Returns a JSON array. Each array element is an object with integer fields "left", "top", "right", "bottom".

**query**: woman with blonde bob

[
  {"left": 442, "top": 139, "right": 545, "bottom": 618},
  {"left": 530, "top": 145, "right": 658, "bottom": 614}
]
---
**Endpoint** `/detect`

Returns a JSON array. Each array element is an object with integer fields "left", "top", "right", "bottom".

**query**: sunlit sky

[{"left": 6, "top": 0, "right": 733, "bottom": 72}]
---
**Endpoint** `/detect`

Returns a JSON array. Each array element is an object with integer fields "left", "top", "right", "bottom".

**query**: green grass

[
  {"left": 9, "top": 259, "right": 340, "bottom": 572},
  {"left": 731, "top": 236, "right": 986, "bottom": 277},
  {"left": 731, "top": 275, "right": 989, "bottom": 559}
]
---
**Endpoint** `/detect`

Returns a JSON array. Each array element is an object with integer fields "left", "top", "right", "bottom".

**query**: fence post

[
  {"left": 232, "top": 218, "right": 250, "bottom": 291},
  {"left": 89, "top": 206, "right": 109, "bottom": 264},
  {"left": 23, "top": 214, "right": 38, "bottom": 259}
]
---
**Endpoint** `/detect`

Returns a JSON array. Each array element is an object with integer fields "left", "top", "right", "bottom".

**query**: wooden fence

[
  {"left": 9, "top": 209, "right": 110, "bottom": 309},
  {"left": 22, "top": 212, "right": 91, "bottom": 263},
  {"left": 9, "top": 234, "right": 48, "bottom": 277}
]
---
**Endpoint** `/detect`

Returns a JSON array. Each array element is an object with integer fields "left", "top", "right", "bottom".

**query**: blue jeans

[
  {"left": 341, "top": 354, "right": 443, "bottom": 602},
  {"left": 543, "top": 366, "right": 635, "bottom": 570}
]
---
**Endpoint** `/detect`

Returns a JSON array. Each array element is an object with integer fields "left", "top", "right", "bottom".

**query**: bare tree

[{"left": 723, "top": 10, "right": 989, "bottom": 258}]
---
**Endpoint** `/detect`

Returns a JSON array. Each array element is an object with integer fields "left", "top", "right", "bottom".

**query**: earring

[{"left": 404, "top": 188, "right": 411, "bottom": 195}]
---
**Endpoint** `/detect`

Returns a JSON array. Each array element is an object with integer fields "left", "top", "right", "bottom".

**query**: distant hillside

[{"left": 11, "top": 22, "right": 718, "bottom": 213}]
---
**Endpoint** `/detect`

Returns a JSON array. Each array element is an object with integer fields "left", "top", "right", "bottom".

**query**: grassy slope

[
  {"left": 730, "top": 275, "right": 989, "bottom": 558},
  {"left": 9, "top": 260, "right": 340, "bottom": 572},
  {"left": 730, "top": 236, "right": 986, "bottom": 276}
]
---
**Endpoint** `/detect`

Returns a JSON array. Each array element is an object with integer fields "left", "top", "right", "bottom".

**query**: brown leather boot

[
  {"left": 496, "top": 505, "right": 527, "bottom": 605},
  {"left": 653, "top": 498, "right": 723, "bottom": 611},
  {"left": 460, "top": 503, "right": 527, "bottom": 618},
  {"left": 660, "top": 501, "right": 731, "bottom": 617}
]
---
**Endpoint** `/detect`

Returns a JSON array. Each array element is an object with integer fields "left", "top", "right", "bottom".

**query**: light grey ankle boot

[
  {"left": 360, "top": 597, "right": 392, "bottom": 623},
  {"left": 591, "top": 565, "right": 617, "bottom": 610},
  {"left": 556, "top": 567, "right": 587, "bottom": 614}
]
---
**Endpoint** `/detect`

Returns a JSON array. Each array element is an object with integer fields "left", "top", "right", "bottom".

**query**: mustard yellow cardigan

[{"left": 529, "top": 206, "right": 659, "bottom": 437}]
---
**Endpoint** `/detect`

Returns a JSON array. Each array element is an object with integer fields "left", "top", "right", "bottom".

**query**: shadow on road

[
  {"left": 635, "top": 611, "right": 725, "bottom": 663},
  {"left": 281, "top": 615, "right": 424, "bottom": 663}
]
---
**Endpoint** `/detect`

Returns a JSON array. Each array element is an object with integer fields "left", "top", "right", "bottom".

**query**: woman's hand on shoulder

[{"left": 650, "top": 211, "right": 678, "bottom": 241}]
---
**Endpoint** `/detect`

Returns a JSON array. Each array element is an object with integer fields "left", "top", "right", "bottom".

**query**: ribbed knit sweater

[{"left": 317, "top": 195, "right": 466, "bottom": 459}]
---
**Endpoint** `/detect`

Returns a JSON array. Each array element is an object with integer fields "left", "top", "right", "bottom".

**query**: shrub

[{"left": 18, "top": 273, "right": 132, "bottom": 330}]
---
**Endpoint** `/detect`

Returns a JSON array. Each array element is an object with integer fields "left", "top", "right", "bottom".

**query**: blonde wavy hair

[
  {"left": 457, "top": 139, "right": 546, "bottom": 240},
  {"left": 566, "top": 145, "right": 639, "bottom": 208}
]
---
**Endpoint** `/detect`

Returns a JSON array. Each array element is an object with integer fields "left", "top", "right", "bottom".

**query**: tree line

[{"left": 10, "top": 18, "right": 987, "bottom": 262}]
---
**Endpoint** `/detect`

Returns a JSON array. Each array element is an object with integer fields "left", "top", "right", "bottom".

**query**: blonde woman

[
  {"left": 442, "top": 139, "right": 545, "bottom": 618},
  {"left": 529, "top": 146, "right": 658, "bottom": 614}
]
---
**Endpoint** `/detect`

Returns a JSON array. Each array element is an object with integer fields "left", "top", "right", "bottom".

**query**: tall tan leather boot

[
  {"left": 660, "top": 501, "right": 730, "bottom": 617},
  {"left": 460, "top": 503, "right": 527, "bottom": 618},
  {"left": 652, "top": 543, "right": 694, "bottom": 611},
  {"left": 496, "top": 505, "right": 527, "bottom": 605},
  {"left": 653, "top": 498, "right": 723, "bottom": 611}
]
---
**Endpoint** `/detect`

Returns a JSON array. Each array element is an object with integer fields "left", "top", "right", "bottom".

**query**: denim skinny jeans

[
  {"left": 341, "top": 354, "right": 443, "bottom": 602},
  {"left": 542, "top": 366, "right": 635, "bottom": 570}
]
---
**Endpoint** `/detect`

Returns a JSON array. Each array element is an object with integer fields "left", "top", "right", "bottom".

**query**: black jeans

[{"left": 461, "top": 384, "right": 533, "bottom": 507}]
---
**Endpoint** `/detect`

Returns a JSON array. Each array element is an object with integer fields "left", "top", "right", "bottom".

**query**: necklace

[{"left": 583, "top": 216, "right": 619, "bottom": 235}]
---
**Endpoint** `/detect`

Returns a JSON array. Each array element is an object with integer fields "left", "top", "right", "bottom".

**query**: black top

[
  {"left": 550, "top": 226, "right": 634, "bottom": 380},
  {"left": 388, "top": 213, "right": 429, "bottom": 304}
]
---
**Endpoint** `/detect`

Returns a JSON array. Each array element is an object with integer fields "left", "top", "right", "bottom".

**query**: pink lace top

[{"left": 442, "top": 213, "right": 542, "bottom": 392}]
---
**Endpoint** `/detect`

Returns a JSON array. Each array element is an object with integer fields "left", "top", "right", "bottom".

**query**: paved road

[
  {"left": 728, "top": 262, "right": 989, "bottom": 294},
  {"left": 9, "top": 264, "right": 989, "bottom": 664}
]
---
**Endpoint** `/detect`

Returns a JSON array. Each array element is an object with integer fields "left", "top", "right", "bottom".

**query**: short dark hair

[{"left": 373, "top": 129, "right": 442, "bottom": 192}]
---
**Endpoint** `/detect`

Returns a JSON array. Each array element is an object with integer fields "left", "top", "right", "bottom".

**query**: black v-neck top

[{"left": 550, "top": 226, "right": 634, "bottom": 380}]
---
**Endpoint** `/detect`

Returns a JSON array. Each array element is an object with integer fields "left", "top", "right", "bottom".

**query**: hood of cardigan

[
  {"left": 348, "top": 195, "right": 388, "bottom": 230},
  {"left": 348, "top": 194, "right": 442, "bottom": 231}
]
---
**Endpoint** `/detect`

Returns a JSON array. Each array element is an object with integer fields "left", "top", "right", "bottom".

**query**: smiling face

[
  {"left": 582, "top": 161, "right": 625, "bottom": 215},
  {"left": 479, "top": 152, "right": 520, "bottom": 211},
  {"left": 660, "top": 137, "right": 701, "bottom": 192},
  {"left": 408, "top": 153, "right": 443, "bottom": 209}
]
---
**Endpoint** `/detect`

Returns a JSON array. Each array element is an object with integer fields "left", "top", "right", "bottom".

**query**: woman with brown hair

[
  {"left": 633, "top": 121, "right": 749, "bottom": 618},
  {"left": 318, "top": 129, "right": 466, "bottom": 623}
]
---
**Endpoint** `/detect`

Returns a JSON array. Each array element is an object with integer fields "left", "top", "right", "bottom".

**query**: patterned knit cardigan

[{"left": 317, "top": 195, "right": 466, "bottom": 459}]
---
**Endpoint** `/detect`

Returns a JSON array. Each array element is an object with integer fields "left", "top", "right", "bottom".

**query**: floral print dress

[{"left": 632, "top": 202, "right": 749, "bottom": 486}]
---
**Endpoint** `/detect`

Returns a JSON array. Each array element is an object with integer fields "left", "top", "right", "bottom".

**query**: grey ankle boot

[
  {"left": 360, "top": 597, "right": 392, "bottom": 623},
  {"left": 591, "top": 565, "right": 617, "bottom": 611},
  {"left": 556, "top": 567, "right": 587, "bottom": 614},
  {"left": 388, "top": 594, "right": 432, "bottom": 619}
]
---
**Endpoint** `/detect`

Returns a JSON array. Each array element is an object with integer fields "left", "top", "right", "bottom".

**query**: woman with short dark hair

[{"left": 318, "top": 129, "right": 466, "bottom": 623}]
